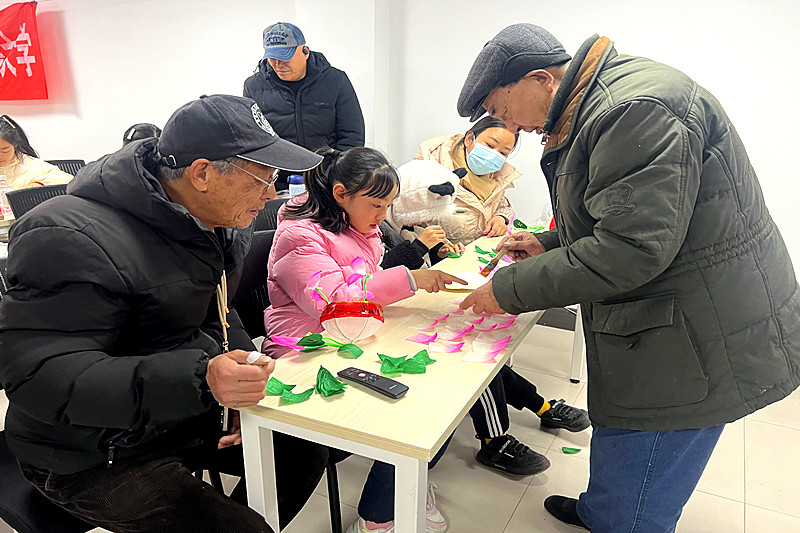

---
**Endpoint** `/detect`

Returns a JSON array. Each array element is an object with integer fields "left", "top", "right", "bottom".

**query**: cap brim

[
  {"left": 263, "top": 47, "right": 296, "bottom": 62},
  {"left": 238, "top": 138, "right": 323, "bottom": 172},
  {"left": 470, "top": 99, "right": 489, "bottom": 121}
]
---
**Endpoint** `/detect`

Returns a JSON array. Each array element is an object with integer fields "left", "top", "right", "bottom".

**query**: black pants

[
  {"left": 468, "top": 365, "right": 545, "bottom": 438},
  {"left": 21, "top": 433, "right": 328, "bottom": 533}
]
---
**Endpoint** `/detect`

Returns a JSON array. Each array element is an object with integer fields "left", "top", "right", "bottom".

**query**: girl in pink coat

[{"left": 262, "top": 147, "right": 464, "bottom": 533}]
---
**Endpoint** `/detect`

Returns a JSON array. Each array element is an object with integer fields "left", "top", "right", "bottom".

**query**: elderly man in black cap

[
  {"left": 0, "top": 95, "right": 327, "bottom": 533},
  {"left": 458, "top": 24, "right": 800, "bottom": 532}
]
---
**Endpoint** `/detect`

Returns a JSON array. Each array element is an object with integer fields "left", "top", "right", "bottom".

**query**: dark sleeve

[
  {"left": 429, "top": 242, "right": 446, "bottom": 266},
  {"left": 381, "top": 239, "right": 429, "bottom": 270},
  {"left": 223, "top": 261, "right": 257, "bottom": 350},
  {"left": 533, "top": 229, "right": 560, "bottom": 251},
  {"left": 333, "top": 72, "right": 365, "bottom": 149},
  {"left": 0, "top": 227, "right": 211, "bottom": 431},
  {"left": 493, "top": 100, "right": 703, "bottom": 313}
]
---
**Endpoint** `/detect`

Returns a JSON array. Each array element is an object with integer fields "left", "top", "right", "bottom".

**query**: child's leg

[
  {"left": 497, "top": 365, "right": 547, "bottom": 414},
  {"left": 468, "top": 373, "right": 510, "bottom": 438}
]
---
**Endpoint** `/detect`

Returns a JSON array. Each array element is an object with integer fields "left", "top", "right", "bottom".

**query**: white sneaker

[{"left": 345, "top": 481, "right": 447, "bottom": 533}]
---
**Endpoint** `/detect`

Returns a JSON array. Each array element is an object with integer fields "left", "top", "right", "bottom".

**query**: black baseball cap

[{"left": 157, "top": 94, "right": 322, "bottom": 171}]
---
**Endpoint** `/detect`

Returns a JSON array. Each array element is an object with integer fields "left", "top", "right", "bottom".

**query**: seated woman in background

[
  {"left": 122, "top": 122, "right": 162, "bottom": 146},
  {"left": 414, "top": 116, "right": 520, "bottom": 244},
  {"left": 0, "top": 115, "right": 73, "bottom": 190}
]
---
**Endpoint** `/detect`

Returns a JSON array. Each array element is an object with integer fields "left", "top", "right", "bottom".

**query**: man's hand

[
  {"left": 459, "top": 279, "right": 507, "bottom": 314},
  {"left": 437, "top": 241, "right": 466, "bottom": 258},
  {"left": 206, "top": 350, "right": 275, "bottom": 408},
  {"left": 483, "top": 216, "right": 508, "bottom": 238},
  {"left": 411, "top": 270, "right": 468, "bottom": 293},
  {"left": 218, "top": 409, "right": 242, "bottom": 449},
  {"left": 498, "top": 232, "right": 546, "bottom": 261},
  {"left": 418, "top": 225, "right": 448, "bottom": 249}
]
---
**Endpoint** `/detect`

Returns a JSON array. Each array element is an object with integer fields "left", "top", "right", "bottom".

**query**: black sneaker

[
  {"left": 475, "top": 434, "right": 550, "bottom": 476},
  {"left": 543, "top": 495, "right": 589, "bottom": 530},
  {"left": 540, "top": 399, "right": 590, "bottom": 432}
]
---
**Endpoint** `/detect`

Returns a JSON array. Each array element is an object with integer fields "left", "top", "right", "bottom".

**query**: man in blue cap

[
  {"left": 457, "top": 23, "right": 800, "bottom": 533},
  {"left": 244, "top": 22, "right": 365, "bottom": 192}
]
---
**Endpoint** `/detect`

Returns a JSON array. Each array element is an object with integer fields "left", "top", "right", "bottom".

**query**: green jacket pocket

[{"left": 591, "top": 295, "right": 708, "bottom": 408}]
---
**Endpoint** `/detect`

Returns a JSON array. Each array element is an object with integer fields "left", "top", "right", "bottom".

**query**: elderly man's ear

[{"left": 185, "top": 159, "right": 213, "bottom": 192}]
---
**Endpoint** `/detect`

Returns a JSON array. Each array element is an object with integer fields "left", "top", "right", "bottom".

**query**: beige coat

[
  {"left": 414, "top": 134, "right": 519, "bottom": 244},
  {"left": 0, "top": 154, "right": 73, "bottom": 190}
]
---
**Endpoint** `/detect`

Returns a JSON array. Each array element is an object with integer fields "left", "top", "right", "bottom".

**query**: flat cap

[{"left": 458, "top": 24, "right": 571, "bottom": 121}]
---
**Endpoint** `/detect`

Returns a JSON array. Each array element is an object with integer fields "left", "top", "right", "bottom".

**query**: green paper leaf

[
  {"left": 528, "top": 226, "right": 545, "bottom": 232},
  {"left": 513, "top": 219, "right": 529, "bottom": 229},
  {"left": 265, "top": 377, "right": 296, "bottom": 395},
  {"left": 297, "top": 333, "right": 325, "bottom": 347},
  {"left": 447, "top": 251, "right": 461, "bottom": 258},
  {"left": 478, "top": 256, "right": 490, "bottom": 264},
  {"left": 561, "top": 447, "right": 581, "bottom": 454},
  {"left": 412, "top": 349, "right": 436, "bottom": 365},
  {"left": 315, "top": 366, "right": 347, "bottom": 397},
  {"left": 378, "top": 353, "right": 405, "bottom": 374},
  {"left": 338, "top": 343, "right": 363, "bottom": 358},
  {"left": 399, "top": 357, "right": 427, "bottom": 374},
  {"left": 474, "top": 245, "right": 491, "bottom": 255},
  {"left": 281, "top": 387, "right": 314, "bottom": 403}
]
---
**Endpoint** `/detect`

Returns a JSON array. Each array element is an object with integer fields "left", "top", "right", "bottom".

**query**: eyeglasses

[{"left": 230, "top": 161, "right": 279, "bottom": 188}]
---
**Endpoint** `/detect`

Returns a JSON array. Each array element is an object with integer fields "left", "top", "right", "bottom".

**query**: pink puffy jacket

[{"left": 261, "top": 206, "right": 414, "bottom": 357}]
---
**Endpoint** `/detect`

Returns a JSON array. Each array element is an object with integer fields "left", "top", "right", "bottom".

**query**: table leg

[
  {"left": 393, "top": 455, "right": 426, "bottom": 533},
  {"left": 241, "top": 411, "right": 281, "bottom": 532},
  {"left": 569, "top": 305, "right": 585, "bottom": 383}
]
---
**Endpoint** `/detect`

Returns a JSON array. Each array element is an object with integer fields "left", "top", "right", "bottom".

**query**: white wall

[{"left": 3, "top": 0, "right": 799, "bottom": 263}]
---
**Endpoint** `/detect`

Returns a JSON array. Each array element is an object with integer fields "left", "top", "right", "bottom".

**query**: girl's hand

[
  {"left": 437, "top": 241, "right": 465, "bottom": 258},
  {"left": 411, "top": 270, "right": 468, "bottom": 293},
  {"left": 418, "top": 225, "right": 448, "bottom": 249},
  {"left": 483, "top": 216, "right": 508, "bottom": 237}
]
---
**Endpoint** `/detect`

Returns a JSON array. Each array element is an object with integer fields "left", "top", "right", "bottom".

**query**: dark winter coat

[
  {"left": 492, "top": 36, "right": 800, "bottom": 430},
  {"left": 243, "top": 52, "right": 365, "bottom": 151},
  {"left": 0, "top": 139, "right": 253, "bottom": 473}
]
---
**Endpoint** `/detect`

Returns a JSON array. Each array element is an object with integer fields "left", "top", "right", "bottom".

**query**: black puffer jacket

[
  {"left": 0, "top": 139, "right": 253, "bottom": 474},
  {"left": 243, "top": 52, "right": 365, "bottom": 151}
]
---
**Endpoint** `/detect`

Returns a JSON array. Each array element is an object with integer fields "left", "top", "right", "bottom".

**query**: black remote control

[{"left": 337, "top": 367, "right": 409, "bottom": 399}]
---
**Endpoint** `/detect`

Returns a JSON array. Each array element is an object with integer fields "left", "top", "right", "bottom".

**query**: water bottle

[
  {"left": 0, "top": 175, "right": 13, "bottom": 220},
  {"left": 287, "top": 174, "right": 305, "bottom": 197}
]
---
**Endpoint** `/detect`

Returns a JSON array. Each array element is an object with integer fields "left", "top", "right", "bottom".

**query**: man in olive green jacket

[{"left": 458, "top": 24, "right": 800, "bottom": 532}]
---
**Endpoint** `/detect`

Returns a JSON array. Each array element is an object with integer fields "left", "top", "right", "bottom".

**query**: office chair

[
  {"left": 6, "top": 184, "right": 68, "bottom": 219},
  {"left": 253, "top": 198, "right": 287, "bottom": 232},
  {"left": 232, "top": 229, "right": 343, "bottom": 533},
  {"left": 46, "top": 159, "right": 86, "bottom": 176},
  {"left": 0, "top": 431, "right": 94, "bottom": 533}
]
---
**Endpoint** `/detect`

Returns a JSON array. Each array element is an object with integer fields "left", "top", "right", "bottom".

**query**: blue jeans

[
  {"left": 357, "top": 434, "right": 452, "bottom": 522},
  {"left": 576, "top": 424, "right": 725, "bottom": 533}
]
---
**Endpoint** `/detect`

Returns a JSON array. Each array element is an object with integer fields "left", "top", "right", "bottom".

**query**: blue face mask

[{"left": 466, "top": 141, "right": 506, "bottom": 176}]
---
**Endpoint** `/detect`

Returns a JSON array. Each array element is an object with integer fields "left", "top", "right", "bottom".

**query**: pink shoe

[{"left": 346, "top": 481, "right": 448, "bottom": 533}]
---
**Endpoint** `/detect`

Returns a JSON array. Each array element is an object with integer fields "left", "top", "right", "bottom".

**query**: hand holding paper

[{"left": 498, "top": 232, "right": 546, "bottom": 261}]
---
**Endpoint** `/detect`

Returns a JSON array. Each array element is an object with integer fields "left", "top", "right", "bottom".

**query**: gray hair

[{"left": 158, "top": 157, "right": 237, "bottom": 183}]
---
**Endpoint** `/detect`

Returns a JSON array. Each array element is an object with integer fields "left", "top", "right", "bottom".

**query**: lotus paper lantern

[{"left": 320, "top": 300, "right": 385, "bottom": 343}]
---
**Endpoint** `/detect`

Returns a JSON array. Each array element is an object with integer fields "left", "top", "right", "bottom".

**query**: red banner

[{"left": 0, "top": 2, "right": 47, "bottom": 100}]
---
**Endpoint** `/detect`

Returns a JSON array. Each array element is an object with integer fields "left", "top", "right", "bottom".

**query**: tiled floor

[{"left": 2, "top": 324, "right": 799, "bottom": 532}]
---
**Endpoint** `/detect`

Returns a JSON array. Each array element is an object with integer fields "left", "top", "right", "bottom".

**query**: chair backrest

[
  {"left": 232, "top": 230, "right": 276, "bottom": 339},
  {"left": 253, "top": 198, "right": 287, "bottom": 232},
  {"left": 6, "top": 184, "right": 68, "bottom": 218},
  {"left": 0, "top": 431, "right": 93, "bottom": 533},
  {"left": 45, "top": 159, "right": 86, "bottom": 176}
]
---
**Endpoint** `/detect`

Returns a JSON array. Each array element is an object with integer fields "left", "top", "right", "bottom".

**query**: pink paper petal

[
  {"left": 434, "top": 313, "right": 450, "bottom": 321},
  {"left": 365, "top": 290, "right": 375, "bottom": 300},
  {"left": 407, "top": 332, "right": 438, "bottom": 344},
  {"left": 477, "top": 324, "right": 499, "bottom": 331},
  {"left": 346, "top": 272, "right": 364, "bottom": 285},
  {"left": 429, "top": 341, "right": 464, "bottom": 353},
  {"left": 462, "top": 351, "right": 498, "bottom": 363},
  {"left": 270, "top": 335, "right": 302, "bottom": 349},
  {"left": 350, "top": 256, "right": 367, "bottom": 275},
  {"left": 306, "top": 271, "right": 322, "bottom": 289},
  {"left": 470, "top": 317, "right": 486, "bottom": 324},
  {"left": 495, "top": 317, "right": 517, "bottom": 329},
  {"left": 447, "top": 324, "right": 475, "bottom": 334},
  {"left": 311, "top": 291, "right": 325, "bottom": 301},
  {"left": 508, "top": 214, "right": 516, "bottom": 234}
]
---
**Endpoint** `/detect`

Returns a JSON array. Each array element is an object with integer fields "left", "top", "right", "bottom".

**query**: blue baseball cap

[{"left": 262, "top": 22, "right": 305, "bottom": 61}]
